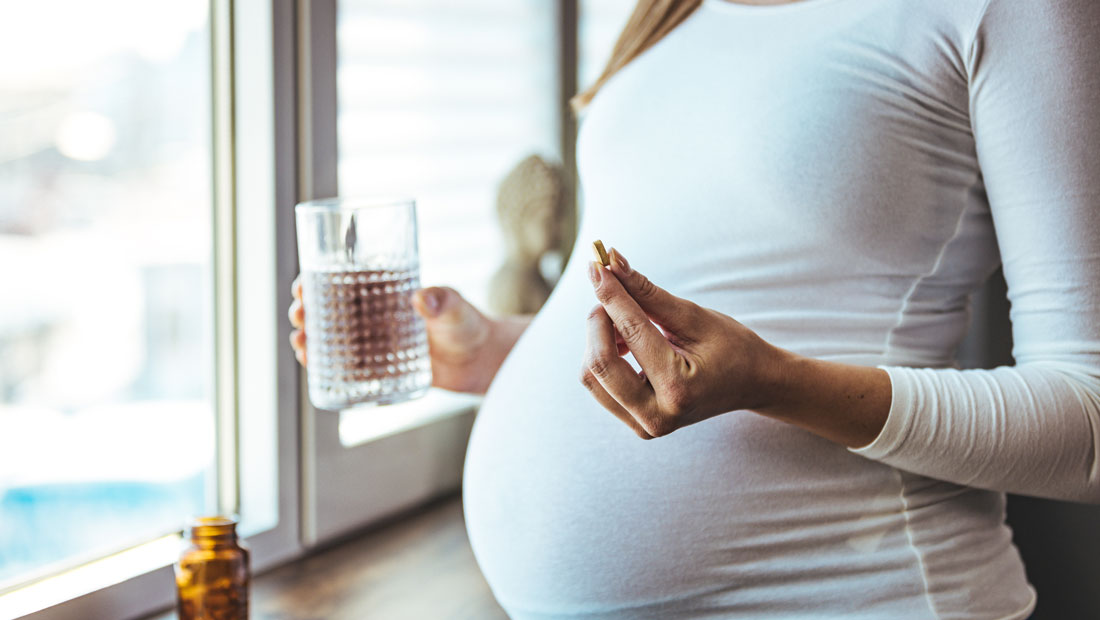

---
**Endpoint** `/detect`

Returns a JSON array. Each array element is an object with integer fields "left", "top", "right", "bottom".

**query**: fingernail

[
  {"left": 587, "top": 260, "right": 602, "bottom": 285},
  {"left": 611, "top": 248, "right": 631, "bottom": 275},
  {"left": 422, "top": 289, "right": 442, "bottom": 316}
]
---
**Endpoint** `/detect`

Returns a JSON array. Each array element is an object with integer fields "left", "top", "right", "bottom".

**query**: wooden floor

[{"left": 145, "top": 495, "right": 507, "bottom": 620}]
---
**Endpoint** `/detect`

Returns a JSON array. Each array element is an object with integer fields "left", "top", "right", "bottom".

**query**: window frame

[{"left": 296, "top": 0, "right": 481, "bottom": 547}]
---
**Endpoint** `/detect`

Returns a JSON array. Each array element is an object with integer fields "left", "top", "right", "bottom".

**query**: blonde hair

[{"left": 571, "top": 0, "right": 703, "bottom": 113}]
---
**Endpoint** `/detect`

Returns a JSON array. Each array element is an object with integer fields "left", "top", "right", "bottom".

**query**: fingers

[
  {"left": 414, "top": 286, "right": 491, "bottom": 345},
  {"left": 289, "top": 275, "right": 306, "bottom": 366},
  {"left": 411, "top": 286, "right": 446, "bottom": 320},
  {"left": 588, "top": 261, "right": 681, "bottom": 380},
  {"left": 616, "top": 330, "right": 629, "bottom": 356},
  {"left": 580, "top": 368, "right": 654, "bottom": 440},
  {"left": 607, "top": 248, "right": 699, "bottom": 341},
  {"left": 583, "top": 304, "right": 656, "bottom": 421},
  {"left": 288, "top": 297, "right": 304, "bottom": 329},
  {"left": 289, "top": 328, "right": 307, "bottom": 366}
]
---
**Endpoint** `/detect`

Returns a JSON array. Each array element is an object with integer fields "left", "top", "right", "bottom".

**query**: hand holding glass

[{"left": 295, "top": 197, "right": 432, "bottom": 409}]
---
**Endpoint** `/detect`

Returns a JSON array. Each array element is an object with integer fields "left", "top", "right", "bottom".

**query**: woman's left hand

[{"left": 581, "top": 248, "right": 792, "bottom": 439}]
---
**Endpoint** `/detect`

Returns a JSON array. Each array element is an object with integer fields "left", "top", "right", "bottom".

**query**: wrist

[
  {"left": 471, "top": 315, "right": 530, "bottom": 391},
  {"left": 752, "top": 346, "right": 806, "bottom": 416},
  {"left": 488, "top": 315, "right": 531, "bottom": 355}
]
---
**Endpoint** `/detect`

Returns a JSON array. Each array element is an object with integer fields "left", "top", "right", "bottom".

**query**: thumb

[
  {"left": 412, "top": 286, "right": 486, "bottom": 337},
  {"left": 607, "top": 248, "right": 698, "bottom": 337}
]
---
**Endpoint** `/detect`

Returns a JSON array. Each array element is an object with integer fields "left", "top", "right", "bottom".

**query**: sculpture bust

[{"left": 488, "top": 154, "right": 566, "bottom": 315}]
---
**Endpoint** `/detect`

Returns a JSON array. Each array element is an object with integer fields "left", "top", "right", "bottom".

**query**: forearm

[
  {"left": 752, "top": 352, "right": 1100, "bottom": 501},
  {"left": 754, "top": 351, "right": 892, "bottom": 449}
]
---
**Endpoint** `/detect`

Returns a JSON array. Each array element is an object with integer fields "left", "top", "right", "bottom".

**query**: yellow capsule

[{"left": 591, "top": 239, "right": 610, "bottom": 267}]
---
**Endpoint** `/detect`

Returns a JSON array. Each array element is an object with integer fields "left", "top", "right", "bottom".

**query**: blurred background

[{"left": 0, "top": 0, "right": 214, "bottom": 588}]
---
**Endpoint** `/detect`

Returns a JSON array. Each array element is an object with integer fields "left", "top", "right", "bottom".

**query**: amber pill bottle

[{"left": 175, "top": 516, "right": 250, "bottom": 620}]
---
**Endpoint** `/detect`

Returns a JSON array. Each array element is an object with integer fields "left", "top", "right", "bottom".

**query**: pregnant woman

[{"left": 291, "top": 0, "right": 1100, "bottom": 616}]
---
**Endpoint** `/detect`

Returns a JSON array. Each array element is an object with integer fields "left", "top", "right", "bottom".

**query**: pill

[{"left": 592, "top": 240, "right": 610, "bottom": 267}]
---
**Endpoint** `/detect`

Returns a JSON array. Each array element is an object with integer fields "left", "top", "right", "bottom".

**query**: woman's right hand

[{"left": 289, "top": 277, "right": 526, "bottom": 394}]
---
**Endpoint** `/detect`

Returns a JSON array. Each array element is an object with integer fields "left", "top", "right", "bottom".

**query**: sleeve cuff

[{"left": 849, "top": 365, "right": 916, "bottom": 460}]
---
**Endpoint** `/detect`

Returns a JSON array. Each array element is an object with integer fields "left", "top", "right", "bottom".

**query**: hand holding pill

[{"left": 582, "top": 244, "right": 791, "bottom": 439}]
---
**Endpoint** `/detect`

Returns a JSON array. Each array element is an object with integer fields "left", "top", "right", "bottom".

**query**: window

[
  {"left": 0, "top": 0, "right": 214, "bottom": 591},
  {"left": 337, "top": 0, "right": 560, "bottom": 310},
  {"left": 296, "top": 0, "right": 564, "bottom": 546},
  {"left": 0, "top": 2, "right": 298, "bottom": 618}
]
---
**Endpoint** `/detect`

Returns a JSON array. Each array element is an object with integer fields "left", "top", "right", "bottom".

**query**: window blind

[{"left": 337, "top": 0, "right": 559, "bottom": 309}]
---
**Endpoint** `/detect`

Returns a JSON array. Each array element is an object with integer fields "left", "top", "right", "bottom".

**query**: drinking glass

[{"left": 295, "top": 197, "right": 432, "bottom": 409}]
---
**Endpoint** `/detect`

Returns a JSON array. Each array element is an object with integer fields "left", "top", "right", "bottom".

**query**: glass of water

[{"left": 295, "top": 197, "right": 432, "bottom": 410}]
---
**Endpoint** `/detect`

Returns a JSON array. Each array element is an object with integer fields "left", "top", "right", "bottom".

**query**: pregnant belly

[
  {"left": 461, "top": 323, "right": 931, "bottom": 618},
  {"left": 460, "top": 267, "right": 1031, "bottom": 618}
]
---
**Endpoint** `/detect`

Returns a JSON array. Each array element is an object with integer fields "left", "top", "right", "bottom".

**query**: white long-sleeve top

[{"left": 463, "top": 0, "right": 1100, "bottom": 617}]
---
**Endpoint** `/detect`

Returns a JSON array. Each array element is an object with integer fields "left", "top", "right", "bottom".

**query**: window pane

[
  {"left": 336, "top": 0, "right": 559, "bottom": 310},
  {"left": 0, "top": 0, "right": 214, "bottom": 588}
]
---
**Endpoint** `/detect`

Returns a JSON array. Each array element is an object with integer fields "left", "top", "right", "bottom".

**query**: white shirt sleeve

[{"left": 851, "top": 0, "right": 1100, "bottom": 503}]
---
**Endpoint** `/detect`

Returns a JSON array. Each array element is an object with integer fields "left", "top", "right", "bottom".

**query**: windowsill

[
  {"left": 140, "top": 494, "right": 504, "bottom": 620},
  {"left": 337, "top": 388, "right": 481, "bottom": 447},
  {"left": 0, "top": 536, "right": 179, "bottom": 620}
]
